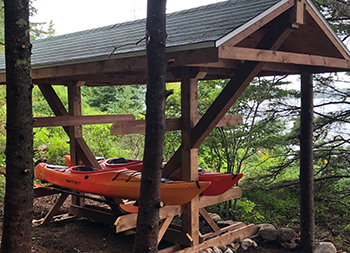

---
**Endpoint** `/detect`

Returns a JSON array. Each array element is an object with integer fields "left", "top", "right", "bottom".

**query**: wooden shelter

[{"left": 1, "top": 0, "right": 350, "bottom": 251}]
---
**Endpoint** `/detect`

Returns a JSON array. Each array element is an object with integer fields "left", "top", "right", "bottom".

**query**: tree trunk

[
  {"left": 133, "top": 0, "right": 167, "bottom": 252},
  {"left": 1, "top": 1, "right": 33, "bottom": 252},
  {"left": 299, "top": 73, "right": 315, "bottom": 253}
]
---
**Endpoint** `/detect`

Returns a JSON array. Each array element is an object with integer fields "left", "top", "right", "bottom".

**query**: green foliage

[{"left": 82, "top": 85, "right": 146, "bottom": 116}]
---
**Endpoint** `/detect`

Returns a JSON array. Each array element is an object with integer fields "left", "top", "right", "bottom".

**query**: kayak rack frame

[{"left": 34, "top": 185, "right": 258, "bottom": 252}]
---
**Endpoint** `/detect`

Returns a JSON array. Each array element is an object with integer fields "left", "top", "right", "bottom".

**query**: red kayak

[
  {"left": 101, "top": 158, "right": 244, "bottom": 196},
  {"left": 174, "top": 170, "right": 243, "bottom": 196},
  {"left": 100, "top": 157, "right": 143, "bottom": 171}
]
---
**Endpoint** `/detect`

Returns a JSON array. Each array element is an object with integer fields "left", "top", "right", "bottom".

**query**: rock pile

[{"left": 200, "top": 215, "right": 338, "bottom": 252}]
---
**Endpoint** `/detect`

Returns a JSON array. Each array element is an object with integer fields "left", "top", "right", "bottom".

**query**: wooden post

[
  {"left": 67, "top": 82, "right": 84, "bottom": 206},
  {"left": 299, "top": 73, "right": 315, "bottom": 253},
  {"left": 181, "top": 67, "right": 200, "bottom": 245},
  {"left": 67, "top": 82, "right": 82, "bottom": 166}
]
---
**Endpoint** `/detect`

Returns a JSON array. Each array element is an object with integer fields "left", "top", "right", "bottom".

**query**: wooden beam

[
  {"left": 292, "top": 0, "right": 306, "bottom": 27},
  {"left": 219, "top": 0, "right": 294, "bottom": 47},
  {"left": 115, "top": 205, "right": 182, "bottom": 233},
  {"left": 23, "top": 48, "right": 217, "bottom": 83},
  {"left": 110, "top": 114, "right": 243, "bottom": 135},
  {"left": 198, "top": 187, "right": 242, "bottom": 207},
  {"left": 181, "top": 68, "right": 200, "bottom": 245},
  {"left": 163, "top": 26, "right": 294, "bottom": 178},
  {"left": 75, "top": 137, "right": 101, "bottom": 169},
  {"left": 219, "top": 46, "right": 350, "bottom": 70},
  {"left": 114, "top": 187, "right": 241, "bottom": 233},
  {"left": 38, "top": 84, "right": 68, "bottom": 117},
  {"left": 200, "top": 222, "right": 247, "bottom": 242},
  {"left": 158, "top": 216, "right": 174, "bottom": 244},
  {"left": 38, "top": 83, "right": 101, "bottom": 169},
  {"left": 174, "top": 224, "right": 258, "bottom": 253},
  {"left": 158, "top": 244, "right": 181, "bottom": 253},
  {"left": 69, "top": 204, "right": 117, "bottom": 225},
  {"left": 33, "top": 114, "right": 135, "bottom": 127},
  {"left": 41, "top": 193, "right": 69, "bottom": 225},
  {"left": 199, "top": 208, "right": 220, "bottom": 232},
  {"left": 68, "top": 83, "right": 83, "bottom": 167}
]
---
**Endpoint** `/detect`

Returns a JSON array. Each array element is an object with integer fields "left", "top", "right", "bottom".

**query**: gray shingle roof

[{"left": 0, "top": 0, "right": 282, "bottom": 69}]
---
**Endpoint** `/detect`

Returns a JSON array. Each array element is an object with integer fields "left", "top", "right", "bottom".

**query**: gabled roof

[
  {"left": 0, "top": 0, "right": 283, "bottom": 68},
  {"left": 0, "top": 0, "right": 349, "bottom": 84}
]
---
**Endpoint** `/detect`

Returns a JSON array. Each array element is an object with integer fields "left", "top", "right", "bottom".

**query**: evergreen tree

[{"left": 1, "top": 0, "right": 33, "bottom": 252}]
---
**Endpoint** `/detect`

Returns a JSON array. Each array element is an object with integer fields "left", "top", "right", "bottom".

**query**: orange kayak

[
  {"left": 35, "top": 163, "right": 210, "bottom": 205},
  {"left": 65, "top": 156, "right": 241, "bottom": 196},
  {"left": 100, "top": 158, "right": 244, "bottom": 196}
]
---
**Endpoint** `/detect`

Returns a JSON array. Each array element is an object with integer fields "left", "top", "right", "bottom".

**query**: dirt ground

[{"left": 28, "top": 195, "right": 308, "bottom": 253}]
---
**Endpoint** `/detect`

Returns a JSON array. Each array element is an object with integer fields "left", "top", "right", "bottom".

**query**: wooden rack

[{"left": 34, "top": 186, "right": 257, "bottom": 252}]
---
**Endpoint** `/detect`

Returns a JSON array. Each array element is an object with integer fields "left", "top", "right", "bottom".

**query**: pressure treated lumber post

[
  {"left": 67, "top": 82, "right": 84, "bottom": 206},
  {"left": 299, "top": 73, "right": 315, "bottom": 253},
  {"left": 181, "top": 67, "right": 200, "bottom": 245}
]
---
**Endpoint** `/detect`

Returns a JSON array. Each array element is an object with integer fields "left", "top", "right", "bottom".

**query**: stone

[
  {"left": 235, "top": 237, "right": 243, "bottom": 243},
  {"left": 241, "top": 238, "right": 258, "bottom": 250},
  {"left": 277, "top": 227, "right": 295, "bottom": 242},
  {"left": 218, "top": 245, "right": 227, "bottom": 251},
  {"left": 212, "top": 246, "right": 222, "bottom": 253},
  {"left": 224, "top": 248, "right": 234, "bottom": 253},
  {"left": 231, "top": 242, "right": 240, "bottom": 250},
  {"left": 226, "top": 244, "right": 236, "bottom": 252},
  {"left": 314, "top": 242, "right": 337, "bottom": 253},
  {"left": 209, "top": 213, "right": 222, "bottom": 222},
  {"left": 202, "top": 248, "right": 213, "bottom": 253},
  {"left": 258, "top": 224, "right": 277, "bottom": 241},
  {"left": 280, "top": 240, "right": 298, "bottom": 249}
]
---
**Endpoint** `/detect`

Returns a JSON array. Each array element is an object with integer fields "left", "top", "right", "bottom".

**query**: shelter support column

[
  {"left": 299, "top": 73, "right": 315, "bottom": 253},
  {"left": 181, "top": 67, "right": 200, "bottom": 245},
  {"left": 67, "top": 82, "right": 84, "bottom": 206},
  {"left": 67, "top": 82, "right": 82, "bottom": 166}
]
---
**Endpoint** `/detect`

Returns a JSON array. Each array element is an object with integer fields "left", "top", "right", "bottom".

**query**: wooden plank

[
  {"left": 219, "top": 46, "right": 350, "bottom": 70},
  {"left": 293, "top": 0, "right": 306, "bottom": 26},
  {"left": 115, "top": 213, "right": 138, "bottom": 233},
  {"left": 159, "top": 244, "right": 181, "bottom": 253},
  {"left": 200, "top": 222, "right": 247, "bottom": 242},
  {"left": 198, "top": 187, "right": 242, "bottom": 208},
  {"left": 75, "top": 137, "right": 101, "bottom": 169},
  {"left": 68, "top": 83, "right": 82, "bottom": 167},
  {"left": 174, "top": 224, "right": 258, "bottom": 253},
  {"left": 163, "top": 27, "right": 293, "bottom": 178},
  {"left": 220, "top": 0, "right": 294, "bottom": 47},
  {"left": 38, "top": 84, "right": 69, "bottom": 117},
  {"left": 110, "top": 118, "right": 182, "bottom": 135},
  {"left": 114, "top": 205, "right": 181, "bottom": 233},
  {"left": 34, "top": 187, "right": 59, "bottom": 198},
  {"left": 41, "top": 193, "right": 69, "bottom": 225},
  {"left": 110, "top": 115, "right": 243, "bottom": 136},
  {"left": 158, "top": 216, "right": 174, "bottom": 244},
  {"left": 199, "top": 208, "right": 220, "bottom": 232},
  {"left": 114, "top": 189, "right": 240, "bottom": 233},
  {"left": 33, "top": 114, "right": 135, "bottom": 127},
  {"left": 69, "top": 204, "right": 117, "bottom": 225},
  {"left": 181, "top": 69, "right": 200, "bottom": 245},
  {"left": 37, "top": 83, "right": 106, "bottom": 169}
]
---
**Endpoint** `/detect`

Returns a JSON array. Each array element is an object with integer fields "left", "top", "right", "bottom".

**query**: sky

[{"left": 30, "top": 0, "right": 223, "bottom": 35}]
